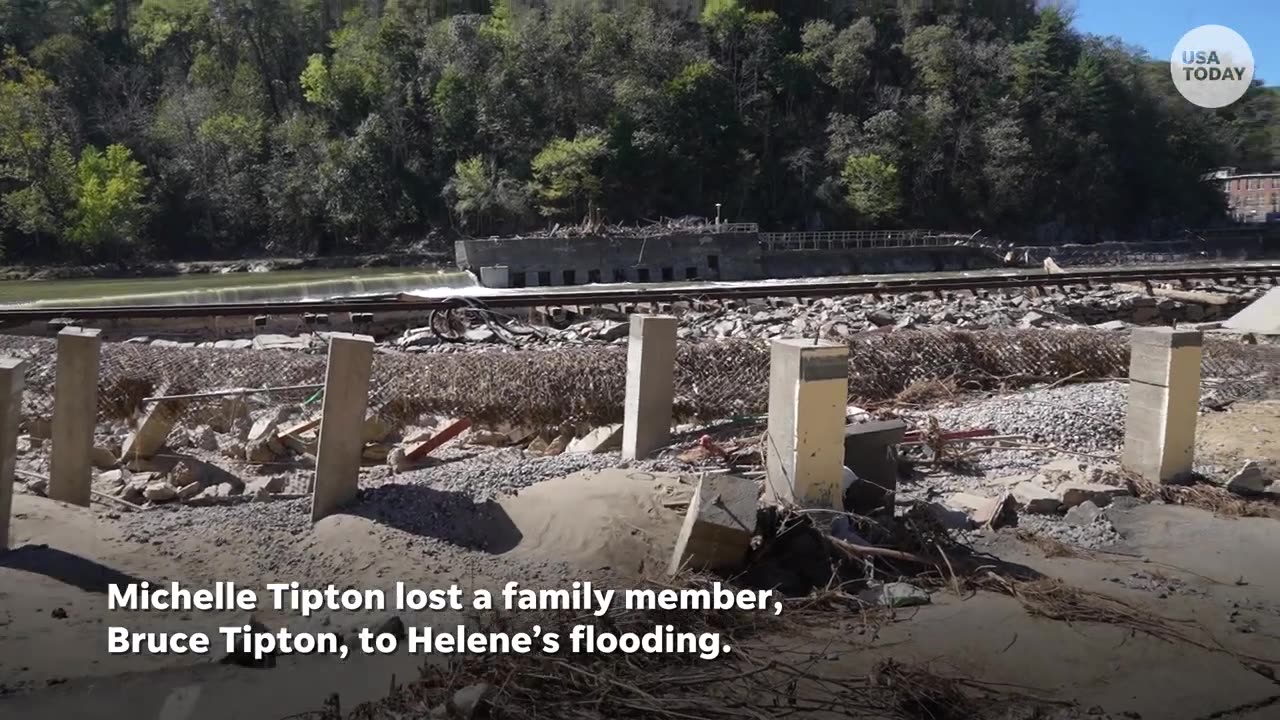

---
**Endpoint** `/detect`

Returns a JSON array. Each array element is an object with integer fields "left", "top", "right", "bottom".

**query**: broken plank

[
  {"left": 405, "top": 418, "right": 473, "bottom": 461},
  {"left": 280, "top": 417, "right": 321, "bottom": 438}
]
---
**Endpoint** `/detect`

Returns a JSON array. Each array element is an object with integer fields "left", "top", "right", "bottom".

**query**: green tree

[
  {"left": 261, "top": 112, "right": 328, "bottom": 254},
  {"left": 0, "top": 48, "right": 75, "bottom": 252},
  {"left": 0, "top": 0, "right": 1251, "bottom": 259},
  {"left": 1012, "top": 7, "right": 1075, "bottom": 107},
  {"left": 299, "top": 12, "right": 392, "bottom": 123},
  {"left": 68, "top": 144, "right": 152, "bottom": 253},
  {"left": 800, "top": 18, "right": 874, "bottom": 96},
  {"left": 445, "top": 155, "right": 528, "bottom": 234},
  {"left": 841, "top": 154, "right": 900, "bottom": 223},
  {"left": 530, "top": 134, "right": 607, "bottom": 219}
]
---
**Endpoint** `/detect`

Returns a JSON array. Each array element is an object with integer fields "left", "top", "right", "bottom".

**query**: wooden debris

[
  {"left": 405, "top": 418, "right": 473, "bottom": 461},
  {"left": 1114, "top": 283, "right": 1231, "bottom": 306},
  {"left": 280, "top": 417, "right": 321, "bottom": 438}
]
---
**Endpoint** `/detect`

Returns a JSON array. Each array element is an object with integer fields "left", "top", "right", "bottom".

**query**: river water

[
  {"left": 0, "top": 268, "right": 478, "bottom": 307},
  {"left": 2, "top": 258, "right": 1270, "bottom": 308}
]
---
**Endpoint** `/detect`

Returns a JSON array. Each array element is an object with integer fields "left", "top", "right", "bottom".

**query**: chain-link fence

[{"left": 1, "top": 329, "right": 1277, "bottom": 434}]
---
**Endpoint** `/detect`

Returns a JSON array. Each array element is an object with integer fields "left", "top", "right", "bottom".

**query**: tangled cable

[{"left": 428, "top": 296, "right": 548, "bottom": 347}]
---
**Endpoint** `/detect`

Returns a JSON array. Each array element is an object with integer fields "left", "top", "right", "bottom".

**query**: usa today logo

[{"left": 1171, "top": 25, "right": 1254, "bottom": 108}]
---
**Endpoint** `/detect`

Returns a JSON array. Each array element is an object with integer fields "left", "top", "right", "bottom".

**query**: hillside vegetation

[{"left": 0, "top": 0, "right": 1276, "bottom": 262}]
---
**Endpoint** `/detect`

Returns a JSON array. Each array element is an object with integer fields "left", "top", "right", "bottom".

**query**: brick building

[{"left": 1206, "top": 168, "right": 1280, "bottom": 223}]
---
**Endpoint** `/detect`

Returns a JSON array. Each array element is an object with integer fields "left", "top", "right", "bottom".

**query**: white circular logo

[{"left": 1171, "top": 25, "right": 1254, "bottom": 108}]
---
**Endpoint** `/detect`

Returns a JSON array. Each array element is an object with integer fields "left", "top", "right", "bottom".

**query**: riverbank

[
  {"left": 0, "top": 268, "right": 477, "bottom": 307},
  {"left": 0, "top": 251, "right": 453, "bottom": 284}
]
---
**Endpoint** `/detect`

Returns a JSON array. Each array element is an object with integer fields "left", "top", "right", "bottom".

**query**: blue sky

[{"left": 1072, "top": 0, "right": 1277, "bottom": 85}]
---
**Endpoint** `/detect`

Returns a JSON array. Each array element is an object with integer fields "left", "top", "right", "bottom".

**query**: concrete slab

[
  {"left": 842, "top": 419, "right": 906, "bottom": 515},
  {"left": 668, "top": 473, "right": 758, "bottom": 575},
  {"left": 120, "top": 400, "right": 184, "bottom": 461},
  {"left": 566, "top": 424, "right": 623, "bottom": 454},
  {"left": 1223, "top": 287, "right": 1280, "bottom": 334}
]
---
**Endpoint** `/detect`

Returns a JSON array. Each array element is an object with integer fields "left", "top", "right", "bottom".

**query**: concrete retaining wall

[
  {"left": 456, "top": 234, "right": 1004, "bottom": 287},
  {"left": 461, "top": 230, "right": 1280, "bottom": 288},
  {"left": 760, "top": 247, "right": 1000, "bottom": 278},
  {"left": 456, "top": 233, "right": 762, "bottom": 286}
]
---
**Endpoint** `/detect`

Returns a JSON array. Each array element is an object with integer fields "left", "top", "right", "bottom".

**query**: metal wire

[{"left": 0, "top": 329, "right": 1275, "bottom": 432}]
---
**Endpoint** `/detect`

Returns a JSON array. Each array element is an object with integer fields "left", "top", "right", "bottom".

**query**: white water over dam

[
  {"left": 7, "top": 258, "right": 1275, "bottom": 310},
  {"left": 9, "top": 269, "right": 480, "bottom": 308}
]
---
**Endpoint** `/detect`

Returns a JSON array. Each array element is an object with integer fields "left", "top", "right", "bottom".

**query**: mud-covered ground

[{"left": 2, "top": 382, "right": 1278, "bottom": 718}]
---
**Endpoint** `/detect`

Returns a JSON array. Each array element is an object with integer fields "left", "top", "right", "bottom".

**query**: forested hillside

[{"left": 0, "top": 0, "right": 1275, "bottom": 262}]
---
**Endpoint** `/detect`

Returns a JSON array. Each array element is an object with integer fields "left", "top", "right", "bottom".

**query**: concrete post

[
  {"left": 843, "top": 419, "right": 907, "bottom": 515},
  {"left": 1122, "top": 328, "right": 1203, "bottom": 484},
  {"left": 621, "top": 315, "right": 677, "bottom": 460},
  {"left": 311, "top": 333, "right": 374, "bottom": 521},
  {"left": 765, "top": 339, "right": 849, "bottom": 509},
  {"left": 0, "top": 358, "right": 25, "bottom": 551},
  {"left": 48, "top": 327, "right": 101, "bottom": 506}
]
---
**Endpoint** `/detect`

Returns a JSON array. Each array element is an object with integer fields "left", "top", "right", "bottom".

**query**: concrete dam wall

[
  {"left": 455, "top": 231, "right": 1000, "bottom": 287},
  {"left": 456, "top": 232, "right": 761, "bottom": 286},
  {"left": 457, "top": 226, "right": 1280, "bottom": 289},
  {"left": 760, "top": 246, "right": 1000, "bottom": 278}
]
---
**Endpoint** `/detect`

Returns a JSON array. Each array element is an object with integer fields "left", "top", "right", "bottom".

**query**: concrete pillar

[
  {"left": 621, "top": 315, "right": 677, "bottom": 460},
  {"left": 0, "top": 358, "right": 25, "bottom": 551},
  {"left": 1122, "top": 328, "right": 1203, "bottom": 484},
  {"left": 311, "top": 333, "right": 374, "bottom": 521},
  {"left": 765, "top": 339, "right": 849, "bottom": 509},
  {"left": 48, "top": 327, "right": 101, "bottom": 506},
  {"left": 479, "top": 265, "right": 510, "bottom": 289}
]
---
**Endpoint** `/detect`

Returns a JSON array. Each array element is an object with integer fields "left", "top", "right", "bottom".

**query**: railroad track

[{"left": 2, "top": 264, "right": 1277, "bottom": 323}]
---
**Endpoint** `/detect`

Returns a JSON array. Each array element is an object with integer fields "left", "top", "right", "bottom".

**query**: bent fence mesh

[{"left": 1, "top": 330, "right": 1276, "bottom": 432}]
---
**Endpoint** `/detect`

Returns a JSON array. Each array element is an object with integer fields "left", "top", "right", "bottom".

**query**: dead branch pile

[
  {"left": 273, "top": 503, "right": 1276, "bottom": 720},
  {"left": 285, "top": 580, "right": 1062, "bottom": 720},
  {"left": 489, "top": 215, "right": 733, "bottom": 240},
  {"left": 1126, "top": 474, "right": 1274, "bottom": 518}
]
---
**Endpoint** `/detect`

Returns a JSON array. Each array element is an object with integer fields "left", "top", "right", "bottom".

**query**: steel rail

[{"left": 2, "top": 264, "right": 1277, "bottom": 323}]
